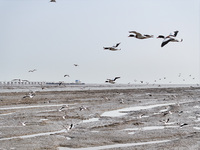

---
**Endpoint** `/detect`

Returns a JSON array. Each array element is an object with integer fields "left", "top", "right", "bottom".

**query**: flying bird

[
  {"left": 68, "top": 124, "right": 74, "bottom": 130},
  {"left": 50, "top": 0, "right": 56, "bottom": 2},
  {"left": 23, "top": 92, "right": 35, "bottom": 99},
  {"left": 74, "top": 64, "right": 79, "bottom": 67},
  {"left": 157, "top": 31, "right": 183, "bottom": 47},
  {"left": 128, "top": 31, "right": 153, "bottom": 39},
  {"left": 28, "top": 69, "right": 37, "bottom": 72},
  {"left": 105, "top": 77, "right": 120, "bottom": 84},
  {"left": 64, "top": 74, "right": 70, "bottom": 77},
  {"left": 179, "top": 123, "right": 188, "bottom": 128},
  {"left": 103, "top": 42, "right": 121, "bottom": 51}
]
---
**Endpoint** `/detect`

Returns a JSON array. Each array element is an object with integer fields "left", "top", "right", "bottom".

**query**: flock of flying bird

[
  {"left": 49, "top": 0, "right": 185, "bottom": 84},
  {"left": 103, "top": 30, "right": 183, "bottom": 84},
  {"left": 14, "top": 30, "right": 185, "bottom": 85},
  {"left": 103, "top": 30, "right": 183, "bottom": 51}
]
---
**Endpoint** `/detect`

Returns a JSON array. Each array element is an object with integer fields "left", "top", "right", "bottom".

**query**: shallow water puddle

[
  {"left": 91, "top": 131, "right": 99, "bottom": 133},
  {"left": 0, "top": 112, "right": 13, "bottom": 116},
  {"left": 193, "top": 127, "right": 200, "bottom": 130},
  {"left": 82, "top": 118, "right": 99, "bottom": 123},
  {"left": 0, "top": 129, "right": 67, "bottom": 141},
  {"left": 124, "top": 126, "right": 165, "bottom": 131},
  {"left": 128, "top": 132, "right": 135, "bottom": 134},
  {"left": 195, "top": 118, "right": 200, "bottom": 122},
  {"left": 58, "top": 139, "right": 173, "bottom": 150},
  {"left": 124, "top": 125, "right": 178, "bottom": 132},
  {"left": 101, "top": 102, "right": 175, "bottom": 117}
]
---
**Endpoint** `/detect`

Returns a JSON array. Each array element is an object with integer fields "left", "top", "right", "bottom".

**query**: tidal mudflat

[{"left": 0, "top": 84, "right": 200, "bottom": 150}]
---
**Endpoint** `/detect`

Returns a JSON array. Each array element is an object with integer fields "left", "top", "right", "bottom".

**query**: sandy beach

[{"left": 0, "top": 84, "right": 200, "bottom": 150}]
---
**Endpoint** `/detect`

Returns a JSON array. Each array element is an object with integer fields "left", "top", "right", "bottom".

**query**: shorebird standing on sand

[
  {"left": 59, "top": 105, "right": 68, "bottom": 112},
  {"left": 79, "top": 106, "right": 87, "bottom": 111},
  {"left": 160, "top": 118, "right": 170, "bottom": 124},
  {"left": 63, "top": 124, "right": 74, "bottom": 131}
]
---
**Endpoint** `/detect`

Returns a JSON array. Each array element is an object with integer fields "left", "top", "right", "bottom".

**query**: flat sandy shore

[{"left": 0, "top": 84, "right": 200, "bottom": 150}]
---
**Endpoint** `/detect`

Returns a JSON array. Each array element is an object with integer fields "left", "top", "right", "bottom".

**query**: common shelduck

[
  {"left": 128, "top": 31, "right": 153, "bottom": 39},
  {"left": 105, "top": 77, "right": 120, "bottom": 84},
  {"left": 157, "top": 31, "right": 183, "bottom": 47},
  {"left": 103, "top": 42, "right": 121, "bottom": 51}
]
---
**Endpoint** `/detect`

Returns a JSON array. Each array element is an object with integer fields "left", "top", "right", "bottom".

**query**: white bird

[
  {"left": 128, "top": 31, "right": 153, "bottom": 39},
  {"left": 105, "top": 77, "right": 120, "bottom": 84},
  {"left": 103, "top": 42, "right": 121, "bottom": 51},
  {"left": 178, "top": 123, "right": 188, "bottom": 128},
  {"left": 21, "top": 122, "right": 27, "bottom": 126},
  {"left": 138, "top": 114, "right": 145, "bottom": 119},
  {"left": 23, "top": 92, "right": 35, "bottom": 99},
  {"left": 59, "top": 105, "right": 68, "bottom": 112},
  {"left": 65, "top": 124, "right": 74, "bottom": 131},
  {"left": 160, "top": 118, "right": 169, "bottom": 124},
  {"left": 157, "top": 31, "right": 183, "bottom": 47},
  {"left": 120, "top": 99, "right": 124, "bottom": 104},
  {"left": 79, "top": 106, "right": 87, "bottom": 111}
]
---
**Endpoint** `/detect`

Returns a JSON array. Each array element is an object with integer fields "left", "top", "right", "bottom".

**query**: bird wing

[
  {"left": 173, "top": 31, "right": 179, "bottom": 37},
  {"left": 103, "top": 47, "right": 111, "bottom": 49},
  {"left": 161, "top": 38, "right": 174, "bottom": 47},
  {"left": 129, "top": 31, "right": 142, "bottom": 36},
  {"left": 113, "top": 42, "right": 121, "bottom": 48},
  {"left": 113, "top": 77, "right": 120, "bottom": 81},
  {"left": 169, "top": 31, "right": 179, "bottom": 37},
  {"left": 144, "top": 34, "right": 153, "bottom": 37},
  {"left": 109, "top": 48, "right": 119, "bottom": 51}
]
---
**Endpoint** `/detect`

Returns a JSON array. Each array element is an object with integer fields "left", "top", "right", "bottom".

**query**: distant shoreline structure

[{"left": 0, "top": 80, "right": 85, "bottom": 86}]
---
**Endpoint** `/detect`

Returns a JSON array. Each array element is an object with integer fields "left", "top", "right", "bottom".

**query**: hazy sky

[{"left": 0, "top": 0, "right": 199, "bottom": 84}]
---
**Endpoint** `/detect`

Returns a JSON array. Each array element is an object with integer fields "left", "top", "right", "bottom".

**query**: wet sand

[{"left": 0, "top": 84, "right": 200, "bottom": 150}]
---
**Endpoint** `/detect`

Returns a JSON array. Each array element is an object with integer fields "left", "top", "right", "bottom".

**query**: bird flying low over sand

[
  {"left": 103, "top": 42, "right": 121, "bottom": 51},
  {"left": 28, "top": 69, "right": 37, "bottom": 72},
  {"left": 128, "top": 31, "right": 153, "bottom": 39},
  {"left": 157, "top": 31, "right": 183, "bottom": 47},
  {"left": 105, "top": 77, "right": 120, "bottom": 84},
  {"left": 23, "top": 92, "right": 35, "bottom": 99}
]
